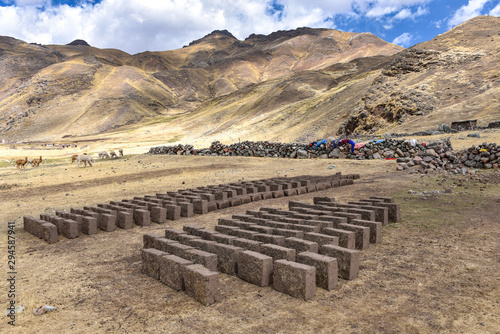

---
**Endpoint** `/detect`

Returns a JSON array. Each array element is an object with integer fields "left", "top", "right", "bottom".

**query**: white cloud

[
  {"left": 447, "top": 0, "right": 490, "bottom": 28},
  {"left": 490, "top": 3, "right": 500, "bottom": 16},
  {"left": 0, "top": 0, "right": 435, "bottom": 54},
  {"left": 392, "top": 31, "right": 413, "bottom": 47}
]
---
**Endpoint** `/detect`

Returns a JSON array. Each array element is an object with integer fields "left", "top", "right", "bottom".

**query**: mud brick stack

[
  {"left": 140, "top": 196, "right": 400, "bottom": 304},
  {"left": 23, "top": 173, "right": 359, "bottom": 244}
]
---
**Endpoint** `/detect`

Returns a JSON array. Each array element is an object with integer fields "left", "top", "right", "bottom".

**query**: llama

[
  {"left": 76, "top": 154, "right": 94, "bottom": 167},
  {"left": 16, "top": 157, "right": 28, "bottom": 169},
  {"left": 98, "top": 151, "right": 110, "bottom": 159},
  {"left": 109, "top": 151, "right": 118, "bottom": 158},
  {"left": 71, "top": 154, "right": 78, "bottom": 163},
  {"left": 32, "top": 156, "right": 42, "bottom": 167},
  {"left": 118, "top": 148, "right": 123, "bottom": 157}
]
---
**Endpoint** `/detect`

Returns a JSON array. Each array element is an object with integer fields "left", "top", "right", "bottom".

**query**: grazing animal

[
  {"left": 77, "top": 154, "right": 94, "bottom": 167},
  {"left": 71, "top": 154, "right": 78, "bottom": 163},
  {"left": 16, "top": 157, "right": 28, "bottom": 169},
  {"left": 109, "top": 150, "right": 118, "bottom": 158},
  {"left": 98, "top": 151, "right": 110, "bottom": 159},
  {"left": 32, "top": 156, "right": 42, "bottom": 167},
  {"left": 118, "top": 148, "right": 123, "bottom": 157}
]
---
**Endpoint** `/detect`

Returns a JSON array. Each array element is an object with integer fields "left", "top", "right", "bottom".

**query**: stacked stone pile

[
  {"left": 398, "top": 142, "right": 499, "bottom": 173},
  {"left": 148, "top": 139, "right": 454, "bottom": 161},
  {"left": 24, "top": 173, "right": 359, "bottom": 244},
  {"left": 141, "top": 196, "right": 400, "bottom": 304}
]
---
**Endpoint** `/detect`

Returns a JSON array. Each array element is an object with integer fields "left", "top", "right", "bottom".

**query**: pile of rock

[{"left": 397, "top": 142, "right": 499, "bottom": 173}]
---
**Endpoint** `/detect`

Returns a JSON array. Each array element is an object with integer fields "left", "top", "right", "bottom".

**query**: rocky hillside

[{"left": 0, "top": 16, "right": 499, "bottom": 144}]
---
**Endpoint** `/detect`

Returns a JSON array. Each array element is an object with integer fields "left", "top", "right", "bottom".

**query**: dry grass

[{"left": 0, "top": 142, "right": 500, "bottom": 333}]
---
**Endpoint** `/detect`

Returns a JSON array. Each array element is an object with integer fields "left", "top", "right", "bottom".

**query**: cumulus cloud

[
  {"left": 0, "top": 0, "right": 436, "bottom": 53},
  {"left": 447, "top": 0, "right": 490, "bottom": 28},
  {"left": 392, "top": 31, "right": 413, "bottom": 47},
  {"left": 490, "top": 3, "right": 500, "bottom": 16}
]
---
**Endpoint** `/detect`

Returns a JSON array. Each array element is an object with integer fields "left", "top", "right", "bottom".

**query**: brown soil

[{"left": 1, "top": 151, "right": 499, "bottom": 333}]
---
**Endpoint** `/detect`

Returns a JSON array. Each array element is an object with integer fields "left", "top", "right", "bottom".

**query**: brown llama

[
  {"left": 71, "top": 153, "right": 86, "bottom": 163},
  {"left": 32, "top": 156, "right": 42, "bottom": 167},
  {"left": 16, "top": 157, "right": 28, "bottom": 169}
]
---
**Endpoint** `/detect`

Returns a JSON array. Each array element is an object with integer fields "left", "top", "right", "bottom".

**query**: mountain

[{"left": 0, "top": 16, "right": 498, "bottom": 144}]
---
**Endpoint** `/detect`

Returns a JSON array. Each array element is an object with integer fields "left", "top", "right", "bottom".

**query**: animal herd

[{"left": 14, "top": 149, "right": 124, "bottom": 169}]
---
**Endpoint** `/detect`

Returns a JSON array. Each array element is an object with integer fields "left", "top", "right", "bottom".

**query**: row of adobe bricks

[
  {"left": 141, "top": 196, "right": 399, "bottom": 304},
  {"left": 23, "top": 174, "right": 359, "bottom": 244}
]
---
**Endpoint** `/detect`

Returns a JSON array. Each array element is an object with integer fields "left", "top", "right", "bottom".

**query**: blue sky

[{"left": 0, "top": 0, "right": 499, "bottom": 54}]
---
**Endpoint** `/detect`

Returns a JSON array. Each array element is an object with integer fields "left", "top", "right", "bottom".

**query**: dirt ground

[{"left": 1, "top": 144, "right": 500, "bottom": 333}]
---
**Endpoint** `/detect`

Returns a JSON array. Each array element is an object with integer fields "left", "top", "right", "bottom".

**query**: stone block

[
  {"left": 285, "top": 237, "right": 319, "bottom": 253},
  {"left": 184, "top": 249, "right": 218, "bottom": 272},
  {"left": 159, "top": 254, "right": 193, "bottom": 291},
  {"left": 210, "top": 243, "right": 244, "bottom": 275},
  {"left": 273, "top": 260, "right": 316, "bottom": 300},
  {"left": 237, "top": 250, "right": 273, "bottom": 287},
  {"left": 321, "top": 227, "right": 356, "bottom": 249},
  {"left": 141, "top": 248, "right": 166, "bottom": 280},
  {"left": 297, "top": 252, "right": 337, "bottom": 290},
  {"left": 183, "top": 264, "right": 220, "bottom": 305},
  {"left": 319, "top": 244, "right": 360, "bottom": 280},
  {"left": 259, "top": 244, "right": 296, "bottom": 261}
]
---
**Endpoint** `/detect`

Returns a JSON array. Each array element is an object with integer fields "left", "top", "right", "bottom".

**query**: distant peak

[
  {"left": 67, "top": 39, "right": 90, "bottom": 46},
  {"left": 245, "top": 27, "right": 328, "bottom": 42},
  {"left": 187, "top": 30, "right": 237, "bottom": 47}
]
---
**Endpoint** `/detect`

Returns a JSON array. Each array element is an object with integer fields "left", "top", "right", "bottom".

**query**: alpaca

[
  {"left": 16, "top": 157, "right": 28, "bottom": 169},
  {"left": 32, "top": 156, "right": 42, "bottom": 167},
  {"left": 118, "top": 148, "right": 123, "bottom": 157},
  {"left": 71, "top": 154, "right": 78, "bottom": 163},
  {"left": 98, "top": 151, "right": 110, "bottom": 159},
  {"left": 109, "top": 150, "right": 118, "bottom": 159},
  {"left": 77, "top": 154, "right": 94, "bottom": 167}
]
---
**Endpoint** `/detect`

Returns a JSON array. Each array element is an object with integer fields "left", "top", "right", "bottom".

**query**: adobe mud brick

[
  {"left": 277, "top": 216, "right": 304, "bottom": 224},
  {"left": 141, "top": 248, "right": 166, "bottom": 280},
  {"left": 239, "top": 195, "right": 252, "bottom": 204},
  {"left": 252, "top": 234, "right": 285, "bottom": 246},
  {"left": 263, "top": 220, "right": 289, "bottom": 230},
  {"left": 192, "top": 229, "right": 219, "bottom": 241},
  {"left": 166, "top": 243, "right": 194, "bottom": 258},
  {"left": 214, "top": 225, "right": 239, "bottom": 235},
  {"left": 184, "top": 249, "right": 218, "bottom": 272},
  {"left": 319, "top": 244, "right": 360, "bottom": 280},
  {"left": 326, "top": 211, "right": 361, "bottom": 223},
  {"left": 185, "top": 239, "right": 217, "bottom": 253},
  {"left": 361, "top": 199, "right": 400, "bottom": 223},
  {"left": 210, "top": 243, "right": 244, "bottom": 275},
  {"left": 273, "top": 228, "right": 304, "bottom": 239},
  {"left": 143, "top": 233, "right": 165, "bottom": 249},
  {"left": 306, "top": 185, "right": 317, "bottom": 193},
  {"left": 237, "top": 250, "right": 273, "bottom": 287},
  {"left": 316, "top": 215, "right": 348, "bottom": 226},
  {"left": 98, "top": 214, "right": 116, "bottom": 232},
  {"left": 193, "top": 200, "right": 208, "bottom": 214},
  {"left": 179, "top": 203, "right": 194, "bottom": 218},
  {"left": 291, "top": 224, "right": 321, "bottom": 233},
  {"left": 304, "top": 232, "right": 339, "bottom": 247},
  {"left": 269, "top": 184, "right": 282, "bottom": 191},
  {"left": 261, "top": 192, "right": 273, "bottom": 200},
  {"left": 228, "top": 197, "right": 242, "bottom": 207},
  {"left": 176, "top": 234, "right": 202, "bottom": 244},
  {"left": 273, "top": 260, "right": 316, "bottom": 300},
  {"left": 116, "top": 211, "right": 133, "bottom": 229},
  {"left": 133, "top": 209, "right": 151, "bottom": 226},
  {"left": 159, "top": 254, "right": 193, "bottom": 291},
  {"left": 321, "top": 227, "right": 356, "bottom": 249},
  {"left": 370, "top": 196, "right": 394, "bottom": 203},
  {"left": 338, "top": 223, "right": 370, "bottom": 250},
  {"left": 259, "top": 207, "right": 282, "bottom": 214},
  {"left": 285, "top": 237, "right": 319, "bottom": 253},
  {"left": 351, "top": 219, "right": 382, "bottom": 244},
  {"left": 80, "top": 216, "right": 97, "bottom": 235},
  {"left": 212, "top": 234, "right": 236, "bottom": 245},
  {"left": 183, "top": 264, "right": 221, "bottom": 305},
  {"left": 302, "top": 220, "right": 334, "bottom": 229},
  {"left": 66, "top": 213, "right": 82, "bottom": 230},
  {"left": 296, "top": 187, "right": 308, "bottom": 195},
  {"left": 232, "top": 238, "right": 263, "bottom": 253},
  {"left": 260, "top": 244, "right": 296, "bottom": 261},
  {"left": 284, "top": 189, "right": 297, "bottom": 196},
  {"left": 233, "top": 229, "right": 258, "bottom": 239},
  {"left": 313, "top": 197, "right": 335, "bottom": 204},
  {"left": 248, "top": 225, "right": 274, "bottom": 235},
  {"left": 216, "top": 200, "right": 230, "bottom": 209},
  {"left": 165, "top": 205, "right": 181, "bottom": 221},
  {"left": 150, "top": 207, "right": 167, "bottom": 224},
  {"left": 62, "top": 219, "right": 79, "bottom": 238},
  {"left": 348, "top": 202, "right": 389, "bottom": 226},
  {"left": 165, "top": 228, "right": 188, "bottom": 240},
  {"left": 154, "top": 238, "right": 179, "bottom": 252},
  {"left": 297, "top": 252, "right": 338, "bottom": 290},
  {"left": 42, "top": 223, "right": 59, "bottom": 244},
  {"left": 250, "top": 193, "right": 263, "bottom": 201}
]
